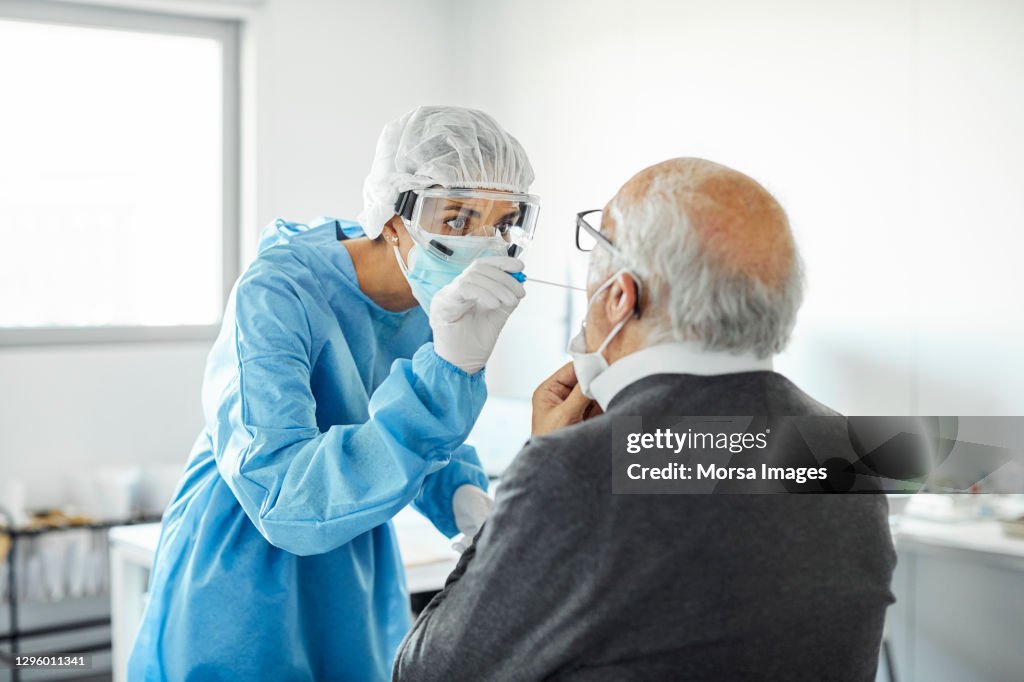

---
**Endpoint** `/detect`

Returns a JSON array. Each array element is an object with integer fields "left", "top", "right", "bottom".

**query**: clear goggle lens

[{"left": 398, "top": 188, "right": 540, "bottom": 263}]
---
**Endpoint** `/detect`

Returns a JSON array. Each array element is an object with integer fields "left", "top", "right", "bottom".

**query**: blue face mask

[{"left": 393, "top": 237, "right": 506, "bottom": 313}]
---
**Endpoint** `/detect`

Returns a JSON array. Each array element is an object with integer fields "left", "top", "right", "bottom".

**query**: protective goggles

[{"left": 394, "top": 188, "right": 540, "bottom": 264}]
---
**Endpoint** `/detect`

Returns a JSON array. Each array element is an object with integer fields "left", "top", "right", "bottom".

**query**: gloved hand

[
  {"left": 431, "top": 256, "right": 526, "bottom": 375},
  {"left": 451, "top": 484, "right": 494, "bottom": 553}
]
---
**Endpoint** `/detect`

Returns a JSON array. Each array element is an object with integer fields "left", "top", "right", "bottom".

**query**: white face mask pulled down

[{"left": 567, "top": 269, "right": 636, "bottom": 398}]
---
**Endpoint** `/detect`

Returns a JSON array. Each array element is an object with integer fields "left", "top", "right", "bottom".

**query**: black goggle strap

[{"left": 394, "top": 190, "right": 418, "bottom": 221}]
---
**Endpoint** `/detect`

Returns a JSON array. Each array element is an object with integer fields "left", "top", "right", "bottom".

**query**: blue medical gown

[{"left": 127, "top": 219, "right": 489, "bottom": 681}]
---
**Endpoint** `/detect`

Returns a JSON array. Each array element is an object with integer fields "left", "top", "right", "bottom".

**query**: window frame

[{"left": 0, "top": 0, "right": 242, "bottom": 346}]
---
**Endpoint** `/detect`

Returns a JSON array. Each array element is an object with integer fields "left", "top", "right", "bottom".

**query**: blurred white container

[
  {"left": 37, "top": 533, "right": 67, "bottom": 601},
  {"left": 136, "top": 463, "right": 183, "bottom": 517},
  {"left": 65, "top": 528, "right": 92, "bottom": 598},
  {"left": 67, "top": 467, "right": 142, "bottom": 521},
  {"left": 95, "top": 468, "right": 142, "bottom": 521},
  {"left": 0, "top": 477, "right": 28, "bottom": 527}
]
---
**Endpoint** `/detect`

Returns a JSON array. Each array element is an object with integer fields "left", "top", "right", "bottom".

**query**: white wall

[
  {"left": 0, "top": 0, "right": 459, "bottom": 505},
  {"left": 4, "top": 0, "right": 1023, "bottom": 506},
  {"left": 249, "top": 0, "right": 458, "bottom": 249},
  {"left": 460, "top": 0, "right": 1024, "bottom": 415}
]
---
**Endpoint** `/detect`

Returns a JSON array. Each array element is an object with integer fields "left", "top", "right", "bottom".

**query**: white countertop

[
  {"left": 109, "top": 504, "right": 460, "bottom": 594},
  {"left": 111, "top": 505, "right": 1024, "bottom": 596},
  {"left": 893, "top": 517, "right": 1024, "bottom": 561}
]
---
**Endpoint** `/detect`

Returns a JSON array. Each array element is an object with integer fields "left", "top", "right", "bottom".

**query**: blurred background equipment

[{"left": 0, "top": 464, "right": 176, "bottom": 681}]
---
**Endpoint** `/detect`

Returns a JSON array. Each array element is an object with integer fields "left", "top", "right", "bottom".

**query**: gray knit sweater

[{"left": 393, "top": 371, "right": 896, "bottom": 681}]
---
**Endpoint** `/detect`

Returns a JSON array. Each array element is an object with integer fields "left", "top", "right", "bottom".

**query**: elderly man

[{"left": 393, "top": 158, "right": 896, "bottom": 681}]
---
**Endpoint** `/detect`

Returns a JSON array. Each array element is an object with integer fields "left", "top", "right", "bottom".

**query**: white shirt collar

[{"left": 589, "top": 341, "right": 774, "bottom": 411}]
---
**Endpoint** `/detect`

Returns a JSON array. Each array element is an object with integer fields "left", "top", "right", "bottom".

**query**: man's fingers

[
  {"left": 582, "top": 400, "right": 604, "bottom": 421},
  {"left": 533, "top": 362, "right": 578, "bottom": 404},
  {"left": 562, "top": 383, "right": 592, "bottom": 418},
  {"left": 547, "top": 361, "right": 580, "bottom": 391},
  {"left": 531, "top": 380, "right": 597, "bottom": 437},
  {"left": 536, "top": 380, "right": 571, "bottom": 403}
]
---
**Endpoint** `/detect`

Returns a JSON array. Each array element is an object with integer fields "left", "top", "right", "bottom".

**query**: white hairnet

[{"left": 358, "top": 105, "right": 535, "bottom": 238}]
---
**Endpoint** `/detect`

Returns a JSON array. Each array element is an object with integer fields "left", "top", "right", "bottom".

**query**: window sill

[{"left": 0, "top": 324, "right": 221, "bottom": 347}]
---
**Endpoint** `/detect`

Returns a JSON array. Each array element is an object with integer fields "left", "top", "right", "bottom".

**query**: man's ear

[{"left": 603, "top": 273, "right": 638, "bottom": 325}]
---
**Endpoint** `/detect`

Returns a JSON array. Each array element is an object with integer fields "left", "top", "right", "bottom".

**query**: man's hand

[{"left": 531, "top": 362, "right": 601, "bottom": 436}]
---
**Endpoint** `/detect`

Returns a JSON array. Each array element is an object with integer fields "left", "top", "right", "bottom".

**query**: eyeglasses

[
  {"left": 575, "top": 209, "right": 623, "bottom": 256},
  {"left": 574, "top": 209, "right": 644, "bottom": 318}
]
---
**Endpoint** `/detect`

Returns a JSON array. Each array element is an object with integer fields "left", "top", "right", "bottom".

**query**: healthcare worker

[{"left": 127, "top": 106, "right": 540, "bottom": 681}]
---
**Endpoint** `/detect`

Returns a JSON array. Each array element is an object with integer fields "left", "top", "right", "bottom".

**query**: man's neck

[{"left": 589, "top": 341, "right": 774, "bottom": 411}]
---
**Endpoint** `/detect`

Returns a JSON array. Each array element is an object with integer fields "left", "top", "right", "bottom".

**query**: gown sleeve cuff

[{"left": 420, "top": 343, "right": 487, "bottom": 380}]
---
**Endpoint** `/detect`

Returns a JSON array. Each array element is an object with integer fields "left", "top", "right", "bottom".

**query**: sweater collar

[{"left": 589, "top": 341, "right": 774, "bottom": 411}]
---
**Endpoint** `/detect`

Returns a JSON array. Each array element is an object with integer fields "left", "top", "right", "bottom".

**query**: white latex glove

[
  {"left": 431, "top": 256, "right": 526, "bottom": 374},
  {"left": 451, "top": 484, "right": 494, "bottom": 553}
]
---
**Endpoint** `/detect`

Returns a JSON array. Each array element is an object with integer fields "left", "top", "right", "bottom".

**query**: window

[{"left": 0, "top": 1, "right": 240, "bottom": 343}]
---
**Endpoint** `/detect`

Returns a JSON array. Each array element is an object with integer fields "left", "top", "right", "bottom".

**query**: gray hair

[{"left": 594, "top": 173, "right": 804, "bottom": 358}]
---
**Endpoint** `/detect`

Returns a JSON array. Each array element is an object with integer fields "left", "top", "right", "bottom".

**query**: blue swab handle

[{"left": 509, "top": 272, "right": 526, "bottom": 283}]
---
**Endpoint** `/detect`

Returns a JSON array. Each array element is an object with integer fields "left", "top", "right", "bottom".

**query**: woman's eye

[
  {"left": 444, "top": 216, "right": 468, "bottom": 232},
  {"left": 495, "top": 222, "right": 514, "bottom": 235}
]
